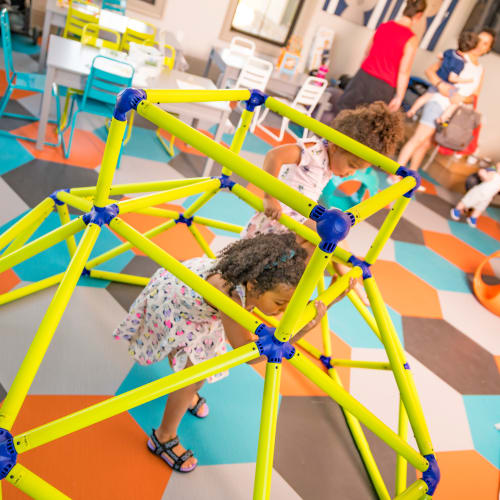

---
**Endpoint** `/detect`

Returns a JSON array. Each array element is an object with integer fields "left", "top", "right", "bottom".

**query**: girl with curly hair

[{"left": 113, "top": 232, "right": 353, "bottom": 473}]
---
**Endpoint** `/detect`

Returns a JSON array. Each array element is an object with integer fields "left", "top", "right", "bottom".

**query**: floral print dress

[
  {"left": 242, "top": 138, "right": 332, "bottom": 237},
  {"left": 113, "top": 257, "right": 246, "bottom": 383}
]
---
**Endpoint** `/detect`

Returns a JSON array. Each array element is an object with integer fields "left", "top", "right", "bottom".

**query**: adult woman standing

[
  {"left": 335, "top": 0, "right": 427, "bottom": 114},
  {"left": 392, "top": 29, "right": 495, "bottom": 183}
]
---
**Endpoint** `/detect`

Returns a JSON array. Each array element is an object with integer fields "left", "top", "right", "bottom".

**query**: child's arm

[
  {"left": 478, "top": 168, "right": 497, "bottom": 182},
  {"left": 448, "top": 71, "right": 473, "bottom": 84},
  {"left": 262, "top": 144, "right": 301, "bottom": 219}
]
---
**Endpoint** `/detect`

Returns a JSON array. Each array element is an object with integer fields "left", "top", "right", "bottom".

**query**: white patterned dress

[
  {"left": 242, "top": 138, "right": 332, "bottom": 237},
  {"left": 113, "top": 257, "right": 246, "bottom": 383}
]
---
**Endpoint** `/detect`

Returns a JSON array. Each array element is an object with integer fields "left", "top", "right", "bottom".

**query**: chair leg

[
  {"left": 156, "top": 127, "right": 175, "bottom": 156},
  {"left": 62, "top": 110, "right": 80, "bottom": 158},
  {"left": 0, "top": 85, "right": 14, "bottom": 119}
]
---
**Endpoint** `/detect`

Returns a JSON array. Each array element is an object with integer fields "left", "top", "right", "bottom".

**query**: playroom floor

[{"left": 0, "top": 37, "right": 499, "bottom": 500}]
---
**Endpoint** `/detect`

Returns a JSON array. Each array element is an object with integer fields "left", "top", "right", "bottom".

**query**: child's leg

[
  {"left": 437, "top": 103, "right": 459, "bottom": 124},
  {"left": 407, "top": 92, "right": 432, "bottom": 118}
]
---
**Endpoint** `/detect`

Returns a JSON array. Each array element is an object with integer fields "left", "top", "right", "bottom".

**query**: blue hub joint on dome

[
  {"left": 348, "top": 255, "right": 372, "bottom": 279},
  {"left": 319, "top": 355, "right": 333, "bottom": 370},
  {"left": 81, "top": 267, "right": 91, "bottom": 277},
  {"left": 422, "top": 454, "right": 440, "bottom": 496},
  {"left": 310, "top": 205, "right": 354, "bottom": 253},
  {"left": 255, "top": 324, "right": 295, "bottom": 363},
  {"left": 82, "top": 204, "right": 119, "bottom": 226},
  {"left": 214, "top": 174, "right": 235, "bottom": 191},
  {"left": 175, "top": 214, "right": 193, "bottom": 227},
  {"left": 395, "top": 166, "right": 421, "bottom": 198},
  {"left": 0, "top": 428, "right": 17, "bottom": 480},
  {"left": 49, "top": 188, "right": 70, "bottom": 206},
  {"left": 245, "top": 89, "right": 268, "bottom": 112},
  {"left": 404, "top": 362, "right": 411, "bottom": 370},
  {"left": 114, "top": 88, "right": 147, "bottom": 121}
]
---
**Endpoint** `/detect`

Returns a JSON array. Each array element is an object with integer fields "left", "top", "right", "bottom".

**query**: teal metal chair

[
  {"left": 101, "top": 0, "right": 126, "bottom": 14},
  {"left": 319, "top": 167, "right": 380, "bottom": 211},
  {"left": 0, "top": 8, "right": 61, "bottom": 145},
  {"left": 60, "top": 55, "right": 134, "bottom": 158}
]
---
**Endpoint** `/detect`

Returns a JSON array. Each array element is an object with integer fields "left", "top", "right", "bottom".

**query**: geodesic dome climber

[{"left": 0, "top": 86, "right": 440, "bottom": 499}]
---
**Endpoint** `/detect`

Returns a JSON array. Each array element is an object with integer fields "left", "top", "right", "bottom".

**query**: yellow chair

[
  {"left": 62, "top": 0, "right": 99, "bottom": 41},
  {"left": 120, "top": 22, "right": 156, "bottom": 52},
  {"left": 81, "top": 23, "right": 121, "bottom": 50}
]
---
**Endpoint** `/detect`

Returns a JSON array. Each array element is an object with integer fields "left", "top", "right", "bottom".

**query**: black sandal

[
  {"left": 147, "top": 429, "right": 197, "bottom": 472},
  {"left": 187, "top": 393, "right": 209, "bottom": 418}
]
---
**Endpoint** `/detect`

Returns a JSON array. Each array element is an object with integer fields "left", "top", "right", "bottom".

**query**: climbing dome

[{"left": 0, "top": 87, "right": 439, "bottom": 499}]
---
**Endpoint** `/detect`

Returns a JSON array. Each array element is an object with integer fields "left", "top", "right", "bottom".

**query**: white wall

[{"left": 139, "top": 0, "right": 500, "bottom": 158}]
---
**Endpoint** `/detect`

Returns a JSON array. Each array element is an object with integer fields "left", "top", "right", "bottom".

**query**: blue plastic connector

[
  {"left": 215, "top": 174, "right": 235, "bottom": 191},
  {"left": 255, "top": 324, "right": 295, "bottom": 363},
  {"left": 319, "top": 355, "right": 333, "bottom": 370},
  {"left": 403, "top": 362, "right": 411, "bottom": 370},
  {"left": 114, "top": 88, "right": 147, "bottom": 121},
  {"left": 395, "top": 166, "right": 421, "bottom": 198},
  {"left": 49, "top": 188, "right": 70, "bottom": 206},
  {"left": 422, "top": 454, "right": 440, "bottom": 495},
  {"left": 348, "top": 255, "right": 372, "bottom": 279},
  {"left": 0, "top": 428, "right": 17, "bottom": 480},
  {"left": 81, "top": 267, "right": 91, "bottom": 277},
  {"left": 175, "top": 214, "right": 193, "bottom": 227},
  {"left": 82, "top": 204, "right": 119, "bottom": 226},
  {"left": 310, "top": 206, "right": 352, "bottom": 253},
  {"left": 245, "top": 89, "right": 268, "bottom": 112}
]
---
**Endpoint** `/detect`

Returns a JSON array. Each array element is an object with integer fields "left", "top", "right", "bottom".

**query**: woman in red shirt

[{"left": 335, "top": 0, "right": 426, "bottom": 113}]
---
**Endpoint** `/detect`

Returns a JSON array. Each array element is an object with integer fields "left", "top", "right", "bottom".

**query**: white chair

[
  {"left": 256, "top": 76, "right": 328, "bottom": 142},
  {"left": 229, "top": 36, "right": 256, "bottom": 57},
  {"left": 234, "top": 56, "right": 274, "bottom": 132}
]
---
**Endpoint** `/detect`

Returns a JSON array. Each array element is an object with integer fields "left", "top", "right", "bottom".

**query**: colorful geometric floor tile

[
  {"left": 476, "top": 214, "right": 500, "bottom": 242},
  {"left": 463, "top": 395, "right": 500, "bottom": 468},
  {"left": 0, "top": 268, "right": 20, "bottom": 293},
  {"left": 116, "top": 356, "right": 268, "bottom": 465},
  {"left": 448, "top": 220, "right": 500, "bottom": 256},
  {"left": 402, "top": 198, "right": 453, "bottom": 234},
  {"left": 2, "top": 395, "right": 170, "bottom": 500},
  {"left": 0, "top": 68, "right": 36, "bottom": 100},
  {"left": 0, "top": 177, "right": 29, "bottom": 225},
  {"left": 394, "top": 241, "right": 471, "bottom": 293},
  {"left": 0, "top": 101, "right": 36, "bottom": 131},
  {"left": 221, "top": 130, "right": 273, "bottom": 156},
  {"left": 366, "top": 208, "right": 425, "bottom": 245},
  {"left": 371, "top": 260, "right": 442, "bottom": 318},
  {"left": 0, "top": 133, "right": 33, "bottom": 175}
]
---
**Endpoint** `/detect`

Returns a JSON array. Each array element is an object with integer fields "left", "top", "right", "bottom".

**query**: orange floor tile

[
  {"left": 0, "top": 268, "right": 20, "bottom": 294},
  {"left": 477, "top": 215, "right": 500, "bottom": 242}
]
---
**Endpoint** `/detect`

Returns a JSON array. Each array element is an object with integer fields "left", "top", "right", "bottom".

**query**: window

[
  {"left": 128, "top": 0, "right": 166, "bottom": 19},
  {"left": 231, "top": 0, "right": 304, "bottom": 46}
]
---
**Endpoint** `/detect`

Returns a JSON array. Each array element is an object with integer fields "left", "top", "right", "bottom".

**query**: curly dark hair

[
  {"left": 458, "top": 31, "right": 479, "bottom": 52},
  {"left": 211, "top": 232, "right": 307, "bottom": 295},
  {"left": 403, "top": 0, "right": 426, "bottom": 17},
  {"left": 332, "top": 101, "right": 405, "bottom": 158}
]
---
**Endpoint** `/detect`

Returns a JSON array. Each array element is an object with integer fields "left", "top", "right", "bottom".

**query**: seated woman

[{"left": 389, "top": 29, "right": 495, "bottom": 188}]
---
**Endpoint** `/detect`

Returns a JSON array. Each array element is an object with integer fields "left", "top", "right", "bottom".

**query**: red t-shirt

[{"left": 361, "top": 21, "right": 415, "bottom": 88}]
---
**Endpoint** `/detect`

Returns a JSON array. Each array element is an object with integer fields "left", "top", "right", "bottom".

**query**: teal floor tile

[
  {"left": 0, "top": 134, "right": 34, "bottom": 175},
  {"left": 221, "top": 130, "right": 273, "bottom": 156},
  {"left": 182, "top": 191, "right": 254, "bottom": 236},
  {"left": 328, "top": 298, "right": 404, "bottom": 349},
  {"left": 419, "top": 170, "right": 440, "bottom": 186},
  {"left": 486, "top": 205, "right": 500, "bottom": 223},
  {"left": 116, "top": 354, "right": 270, "bottom": 465},
  {"left": 448, "top": 220, "right": 500, "bottom": 256},
  {"left": 1, "top": 212, "right": 134, "bottom": 285},
  {"left": 463, "top": 395, "right": 500, "bottom": 468},
  {"left": 394, "top": 241, "right": 471, "bottom": 293}
]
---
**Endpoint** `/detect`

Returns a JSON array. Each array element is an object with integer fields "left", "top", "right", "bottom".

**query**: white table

[
  {"left": 37, "top": 35, "right": 231, "bottom": 175},
  {"left": 38, "top": 0, "right": 182, "bottom": 72}
]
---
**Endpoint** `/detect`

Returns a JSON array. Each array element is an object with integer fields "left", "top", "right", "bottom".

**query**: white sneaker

[{"left": 466, "top": 216, "right": 477, "bottom": 228}]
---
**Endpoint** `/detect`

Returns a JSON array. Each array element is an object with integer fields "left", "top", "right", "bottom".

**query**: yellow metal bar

[
  {"left": 56, "top": 203, "right": 77, "bottom": 257},
  {"left": 365, "top": 277, "right": 434, "bottom": 456},
  {"left": 183, "top": 187, "right": 219, "bottom": 218},
  {"left": 6, "top": 463, "right": 70, "bottom": 499},
  {"left": 192, "top": 215, "right": 243, "bottom": 233},
  {"left": 117, "top": 179, "right": 220, "bottom": 214},
  {"left": 136, "top": 207, "right": 179, "bottom": 218},
  {"left": 0, "top": 224, "right": 100, "bottom": 431},
  {"left": 393, "top": 480, "right": 428, "bottom": 499},
  {"left": 265, "top": 96, "right": 399, "bottom": 175},
  {"left": 348, "top": 179, "right": 415, "bottom": 226},
  {"left": 16, "top": 343, "right": 259, "bottom": 452},
  {"left": 347, "top": 289, "right": 383, "bottom": 342},
  {"left": 3, "top": 206, "right": 52, "bottom": 256},
  {"left": 94, "top": 117, "right": 127, "bottom": 207},
  {"left": 0, "top": 198, "right": 54, "bottom": 252},
  {"left": 331, "top": 359, "right": 391, "bottom": 370},
  {"left": 69, "top": 177, "right": 208, "bottom": 197},
  {"left": 317, "top": 277, "right": 332, "bottom": 356},
  {"left": 296, "top": 338, "right": 322, "bottom": 358},
  {"left": 188, "top": 224, "right": 216, "bottom": 259},
  {"left": 396, "top": 398, "right": 409, "bottom": 495},
  {"left": 136, "top": 101, "right": 316, "bottom": 219},
  {"left": 109, "top": 217, "right": 262, "bottom": 333},
  {"left": 365, "top": 196, "right": 411, "bottom": 265},
  {"left": 0, "top": 273, "right": 64, "bottom": 306},
  {"left": 85, "top": 220, "right": 177, "bottom": 270},
  {"left": 145, "top": 88, "right": 250, "bottom": 103},
  {"left": 0, "top": 218, "right": 86, "bottom": 274},
  {"left": 253, "top": 363, "right": 282, "bottom": 500},
  {"left": 287, "top": 351, "right": 429, "bottom": 471},
  {"left": 229, "top": 108, "right": 254, "bottom": 163},
  {"left": 55, "top": 191, "right": 93, "bottom": 213},
  {"left": 88, "top": 269, "right": 150, "bottom": 286}
]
